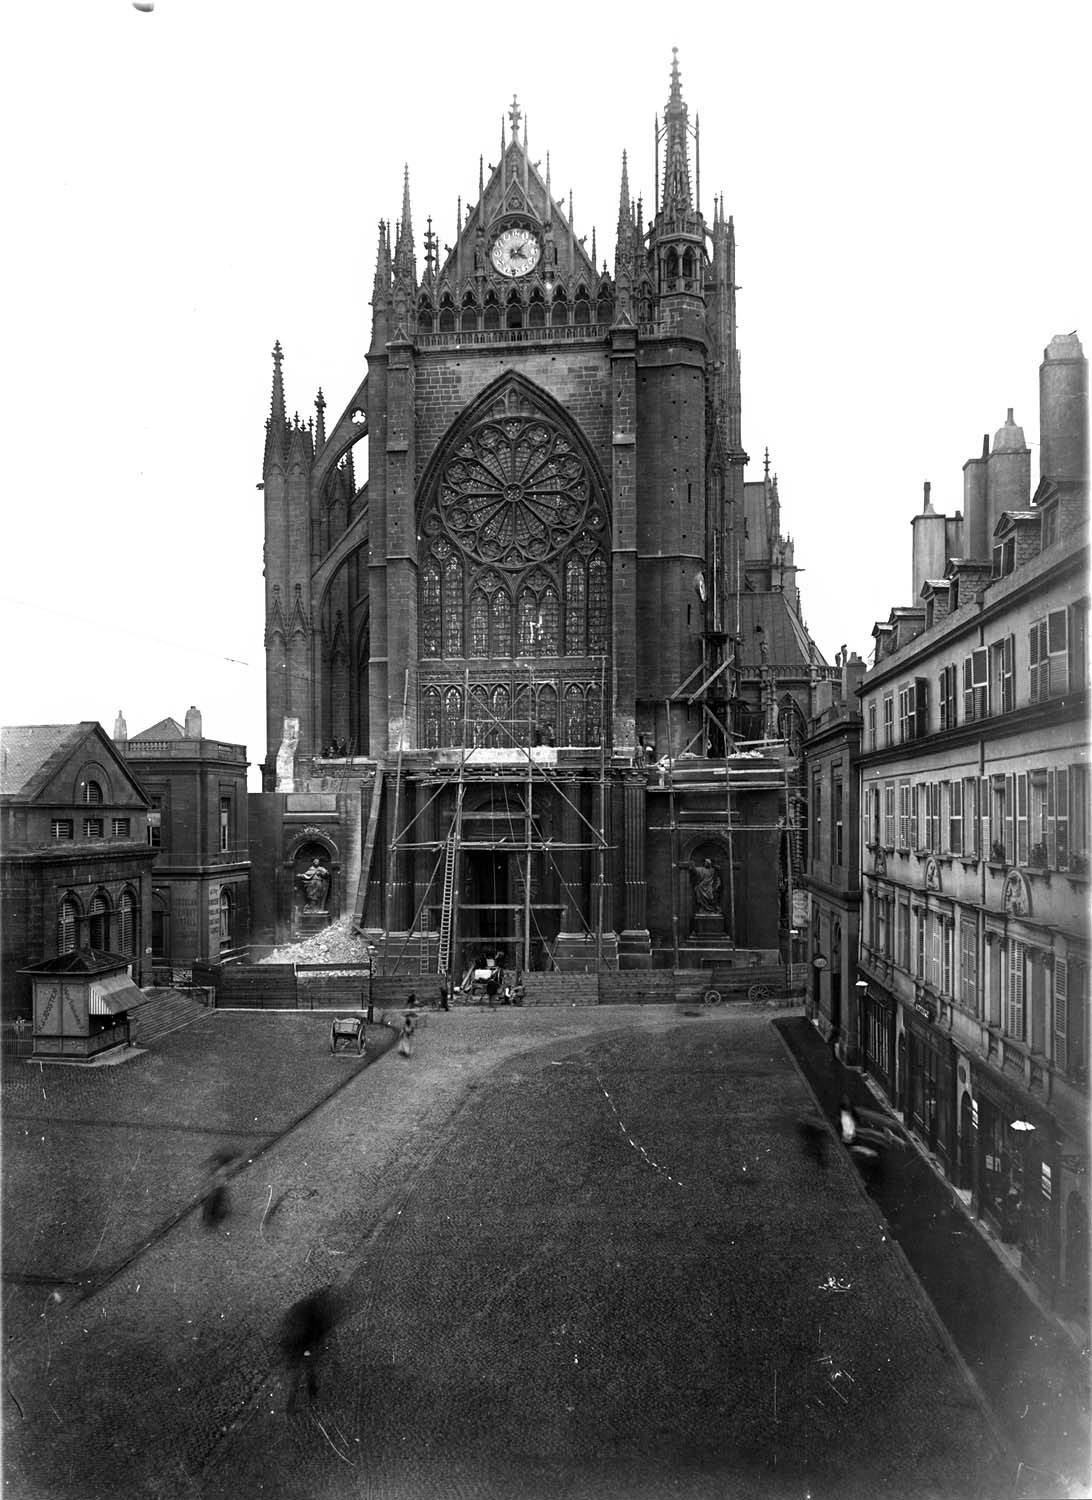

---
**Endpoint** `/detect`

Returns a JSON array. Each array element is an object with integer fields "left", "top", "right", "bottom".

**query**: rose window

[{"left": 425, "top": 416, "right": 593, "bottom": 566}]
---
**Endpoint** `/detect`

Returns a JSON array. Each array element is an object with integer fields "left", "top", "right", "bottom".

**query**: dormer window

[
  {"left": 993, "top": 537, "right": 1015, "bottom": 577},
  {"left": 1041, "top": 502, "right": 1059, "bottom": 549}
]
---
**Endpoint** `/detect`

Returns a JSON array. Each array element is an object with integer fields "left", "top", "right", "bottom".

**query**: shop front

[
  {"left": 972, "top": 1065, "right": 1059, "bottom": 1295},
  {"left": 903, "top": 1004, "right": 956, "bottom": 1174},
  {"left": 859, "top": 982, "right": 895, "bottom": 1099}
]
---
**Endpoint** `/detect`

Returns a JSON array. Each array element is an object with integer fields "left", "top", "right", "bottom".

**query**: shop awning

[{"left": 88, "top": 974, "right": 149, "bottom": 1015}]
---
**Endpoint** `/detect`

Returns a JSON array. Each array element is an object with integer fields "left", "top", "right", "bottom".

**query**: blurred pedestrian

[
  {"left": 201, "top": 1150, "right": 234, "bottom": 1229},
  {"left": 838, "top": 1094, "right": 859, "bottom": 1147},
  {"left": 829, "top": 1024, "right": 841, "bottom": 1061},
  {"left": 399, "top": 1011, "right": 416, "bottom": 1057},
  {"left": 281, "top": 1287, "right": 336, "bottom": 1412}
]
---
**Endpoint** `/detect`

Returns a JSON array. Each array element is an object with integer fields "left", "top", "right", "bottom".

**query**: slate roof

[
  {"left": 0, "top": 724, "right": 91, "bottom": 798},
  {"left": 734, "top": 592, "right": 826, "bottom": 671},
  {"left": 131, "top": 717, "right": 185, "bottom": 741},
  {"left": 19, "top": 948, "right": 132, "bottom": 975}
]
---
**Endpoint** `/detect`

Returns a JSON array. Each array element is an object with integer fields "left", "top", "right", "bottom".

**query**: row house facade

[
  {"left": 115, "top": 708, "right": 251, "bottom": 973},
  {"left": 856, "top": 332, "right": 1089, "bottom": 1320},
  {"left": 0, "top": 723, "right": 155, "bottom": 1018},
  {"left": 802, "top": 654, "right": 865, "bottom": 1050}
]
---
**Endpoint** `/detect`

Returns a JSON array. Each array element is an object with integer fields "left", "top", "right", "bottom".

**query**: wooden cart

[{"left": 330, "top": 1015, "right": 367, "bottom": 1054}]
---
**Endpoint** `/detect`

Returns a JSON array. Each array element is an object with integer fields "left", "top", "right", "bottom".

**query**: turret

[
  {"left": 370, "top": 219, "right": 392, "bottom": 352},
  {"left": 648, "top": 49, "right": 706, "bottom": 323},
  {"left": 112, "top": 710, "right": 128, "bottom": 749}
]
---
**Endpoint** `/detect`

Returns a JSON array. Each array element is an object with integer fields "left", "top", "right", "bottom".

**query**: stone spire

[
  {"left": 264, "top": 340, "right": 287, "bottom": 468},
  {"left": 661, "top": 48, "right": 693, "bottom": 218},
  {"left": 370, "top": 219, "right": 392, "bottom": 351},
  {"left": 393, "top": 165, "right": 416, "bottom": 286},
  {"left": 314, "top": 388, "right": 326, "bottom": 452}
]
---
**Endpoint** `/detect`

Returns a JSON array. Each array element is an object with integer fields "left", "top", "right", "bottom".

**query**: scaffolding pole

[{"left": 381, "top": 669, "right": 410, "bottom": 974}]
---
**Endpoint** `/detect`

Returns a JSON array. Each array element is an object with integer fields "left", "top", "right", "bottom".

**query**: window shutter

[
  {"left": 1004, "top": 774, "right": 1015, "bottom": 861},
  {"left": 1016, "top": 772, "right": 1028, "bottom": 866},
  {"left": 1054, "top": 958, "right": 1068, "bottom": 1070},
  {"left": 914, "top": 678, "right": 929, "bottom": 737},
  {"left": 1029, "top": 622, "right": 1045, "bottom": 703},
  {"left": 1055, "top": 769, "right": 1069, "bottom": 869}
]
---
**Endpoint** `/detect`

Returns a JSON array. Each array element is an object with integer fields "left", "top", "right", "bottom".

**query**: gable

[{"left": 0, "top": 723, "right": 150, "bottom": 809}]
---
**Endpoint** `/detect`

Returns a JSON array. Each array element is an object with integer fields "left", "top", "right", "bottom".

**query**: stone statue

[
  {"left": 300, "top": 857, "right": 330, "bottom": 910},
  {"left": 690, "top": 857, "right": 722, "bottom": 914}
]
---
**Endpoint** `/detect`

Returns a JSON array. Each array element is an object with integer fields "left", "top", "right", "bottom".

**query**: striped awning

[{"left": 88, "top": 973, "right": 147, "bottom": 1015}]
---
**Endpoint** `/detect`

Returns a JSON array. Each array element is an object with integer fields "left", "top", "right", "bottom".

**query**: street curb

[{"left": 771, "top": 1019, "right": 1025, "bottom": 1494}]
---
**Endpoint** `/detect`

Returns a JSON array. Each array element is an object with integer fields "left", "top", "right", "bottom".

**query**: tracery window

[
  {"left": 442, "top": 546, "right": 463, "bottom": 655},
  {"left": 470, "top": 685, "right": 490, "bottom": 743},
  {"left": 566, "top": 555, "right": 586, "bottom": 654},
  {"left": 551, "top": 291, "right": 568, "bottom": 326},
  {"left": 588, "top": 554, "right": 608, "bottom": 652},
  {"left": 417, "top": 384, "right": 611, "bottom": 748},
  {"left": 565, "top": 684, "right": 585, "bottom": 744}
]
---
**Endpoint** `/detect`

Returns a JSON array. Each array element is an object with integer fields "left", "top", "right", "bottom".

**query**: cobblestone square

[{"left": 4, "top": 1008, "right": 1014, "bottom": 1499}]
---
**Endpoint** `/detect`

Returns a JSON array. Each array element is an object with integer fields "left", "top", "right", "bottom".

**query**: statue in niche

[
  {"left": 689, "top": 857, "right": 723, "bottom": 915},
  {"left": 299, "top": 857, "right": 331, "bottom": 911}
]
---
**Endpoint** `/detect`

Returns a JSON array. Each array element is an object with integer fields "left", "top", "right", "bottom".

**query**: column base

[
  {"left": 618, "top": 929, "right": 653, "bottom": 969},
  {"left": 553, "top": 931, "right": 619, "bottom": 971}
]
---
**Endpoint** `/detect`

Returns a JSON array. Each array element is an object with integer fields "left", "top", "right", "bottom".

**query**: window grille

[
  {"left": 51, "top": 819, "right": 74, "bottom": 841},
  {"left": 84, "top": 818, "right": 104, "bottom": 840}
]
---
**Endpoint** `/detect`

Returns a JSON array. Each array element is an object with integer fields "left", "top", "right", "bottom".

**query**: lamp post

[{"left": 366, "top": 943, "right": 377, "bottom": 1021}]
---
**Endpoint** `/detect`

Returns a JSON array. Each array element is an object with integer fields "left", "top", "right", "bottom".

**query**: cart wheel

[
  {"left": 703, "top": 987, "right": 723, "bottom": 1006},
  {"left": 748, "top": 983, "right": 774, "bottom": 1003}
]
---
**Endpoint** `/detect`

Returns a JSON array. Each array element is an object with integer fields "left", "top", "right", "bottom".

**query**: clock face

[{"left": 490, "top": 226, "right": 541, "bottom": 278}]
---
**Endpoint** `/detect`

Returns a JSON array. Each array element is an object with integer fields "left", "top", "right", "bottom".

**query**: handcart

[{"left": 330, "top": 1014, "right": 367, "bottom": 1054}]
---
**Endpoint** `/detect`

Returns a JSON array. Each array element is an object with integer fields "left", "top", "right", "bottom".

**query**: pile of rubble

[{"left": 260, "top": 918, "right": 373, "bottom": 967}]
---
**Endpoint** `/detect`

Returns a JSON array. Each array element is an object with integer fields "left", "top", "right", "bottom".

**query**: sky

[{"left": 4, "top": 1, "right": 1088, "bottom": 789}]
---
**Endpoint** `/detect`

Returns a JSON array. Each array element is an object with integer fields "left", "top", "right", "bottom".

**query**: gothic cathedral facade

[{"left": 256, "top": 53, "right": 829, "bottom": 971}]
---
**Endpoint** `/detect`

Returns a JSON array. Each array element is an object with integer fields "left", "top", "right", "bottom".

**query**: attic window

[
  {"left": 1041, "top": 503, "right": 1058, "bottom": 549},
  {"left": 82, "top": 780, "right": 103, "bottom": 805},
  {"left": 51, "top": 818, "right": 74, "bottom": 841},
  {"left": 993, "top": 538, "right": 1015, "bottom": 577}
]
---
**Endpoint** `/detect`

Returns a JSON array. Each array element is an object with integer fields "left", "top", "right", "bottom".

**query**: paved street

[{"left": 0, "top": 1006, "right": 1040, "bottom": 1499}]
